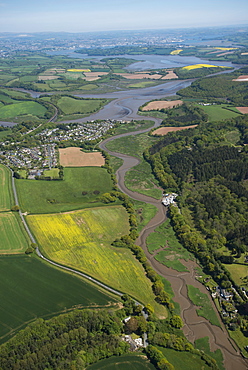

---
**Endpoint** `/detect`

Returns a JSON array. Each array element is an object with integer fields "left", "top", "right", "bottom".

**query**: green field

[
  {"left": 114, "top": 120, "right": 154, "bottom": 135},
  {"left": 0, "top": 212, "right": 29, "bottom": 254},
  {"left": 0, "top": 101, "right": 47, "bottom": 120},
  {"left": 228, "top": 328, "right": 248, "bottom": 356},
  {"left": 223, "top": 262, "right": 248, "bottom": 286},
  {"left": 106, "top": 132, "right": 159, "bottom": 197},
  {"left": 129, "top": 81, "right": 159, "bottom": 88},
  {"left": 187, "top": 285, "right": 221, "bottom": 327},
  {"left": 0, "top": 165, "right": 13, "bottom": 211},
  {"left": 0, "top": 89, "right": 29, "bottom": 99},
  {"left": 158, "top": 347, "right": 212, "bottom": 370},
  {"left": 88, "top": 354, "right": 156, "bottom": 370},
  {"left": 133, "top": 200, "right": 158, "bottom": 233},
  {"left": 201, "top": 104, "right": 241, "bottom": 121},
  {"left": 0, "top": 129, "right": 11, "bottom": 139},
  {"left": 56, "top": 96, "right": 108, "bottom": 119},
  {"left": 27, "top": 206, "right": 167, "bottom": 317},
  {"left": 195, "top": 337, "right": 224, "bottom": 370},
  {"left": 146, "top": 220, "right": 192, "bottom": 272},
  {"left": 43, "top": 168, "right": 60, "bottom": 179},
  {"left": 125, "top": 160, "right": 162, "bottom": 199},
  {"left": 0, "top": 255, "right": 118, "bottom": 344},
  {"left": 139, "top": 110, "right": 168, "bottom": 119},
  {"left": 106, "top": 132, "right": 158, "bottom": 159},
  {"left": 15, "top": 167, "right": 114, "bottom": 213}
]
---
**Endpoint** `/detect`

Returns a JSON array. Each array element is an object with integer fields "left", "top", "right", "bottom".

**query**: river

[
  {"left": 47, "top": 50, "right": 238, "bottom": 71},
  {"left": 99, "top": 117, "right": 248, "bottom": 370},
  {"left": 2, "top": 75, "right": 248, "bottom": 368}
]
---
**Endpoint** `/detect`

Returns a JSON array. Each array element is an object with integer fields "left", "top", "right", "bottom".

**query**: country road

[{"left": 5, "top": 78, "right": 248, "bottom": 369}]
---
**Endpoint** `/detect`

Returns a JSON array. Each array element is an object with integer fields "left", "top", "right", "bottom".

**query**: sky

[{"left": 0, "top": 0, "right": 248, "bottom": 33}]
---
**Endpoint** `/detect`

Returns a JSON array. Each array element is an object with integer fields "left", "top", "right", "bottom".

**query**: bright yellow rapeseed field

[
  {"left": 67, "top": 69, "right": 91, "bottom": 72},
  {"left": 213, "top": 47, "right": 237, "bottom": 51},
  {"left": 27, "top": 206, "right": 167, "bottom": 316},
  {"left": 170, "top": 49, "right": 183, "bottom": 55},
  {"left": 182, "top": 64, "right": 225, "bottom": 70}
]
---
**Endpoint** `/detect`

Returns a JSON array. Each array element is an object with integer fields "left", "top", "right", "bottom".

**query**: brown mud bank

[{"left": 100, "top": 120, "right": 248, "bottom": 370}]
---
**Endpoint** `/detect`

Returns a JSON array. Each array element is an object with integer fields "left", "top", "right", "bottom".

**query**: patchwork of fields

[
  {"left": 0, "top": 165, "right": 29, "bottom": 254},
  {"left": 27, "top": 206, "right": 167, "bottom": 316}
]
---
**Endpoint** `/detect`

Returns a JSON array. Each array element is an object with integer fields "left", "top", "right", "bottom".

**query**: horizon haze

[{"left": 0, "top": 0, "right": 248, "bottom": 33}]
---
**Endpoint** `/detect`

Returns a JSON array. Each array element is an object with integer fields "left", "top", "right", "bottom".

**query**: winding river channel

[
  {"left": 4, "top": 78, "right": 248, "bottom": 369},
  {"left": 98, "top": 111, "right": 248, "bottom": 370}
]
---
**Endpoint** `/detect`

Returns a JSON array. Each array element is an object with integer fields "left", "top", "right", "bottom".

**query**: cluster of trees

[
  {"left": 149, "top": 333, "right": 218, "bottom": 369},
  {"left": 178, "top": 68, "right": 248, "bottom": 106},
  {"left": 145, "top": 112, "right": 248, "bottom": 335},
  {"left": 175, "top": 66, "right": 231, "bottom": 79},
  {"left": 161, "top": 103, "right": 208, "bottom": 127},
  {"left": 146, "top": 345, "right": 175, "bottom": 370},
  {"left": 167, "top": 145, "right": 247, "bottom": 182},
  {"left": 76, "top": 45, "right": 175, "bottom": 56},
  {"left": 0, "top": 309, "right": 129, "bottom": 369},
  {"left": 112, "top": 233, "right": 175, "bottom": 313}
]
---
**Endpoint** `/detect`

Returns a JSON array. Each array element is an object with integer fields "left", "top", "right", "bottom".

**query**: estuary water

[{"left": 47, "top": 50, "right": 237, "bottom": 71}]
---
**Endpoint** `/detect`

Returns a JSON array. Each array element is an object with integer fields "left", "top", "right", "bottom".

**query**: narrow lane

[{"left": 5, "top": 77, "right": 248, "bottom": 368}]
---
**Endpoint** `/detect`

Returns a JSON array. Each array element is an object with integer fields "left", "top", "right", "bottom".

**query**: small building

[{"left": 162, "top": 193, "right": 178, "bottom": 206}]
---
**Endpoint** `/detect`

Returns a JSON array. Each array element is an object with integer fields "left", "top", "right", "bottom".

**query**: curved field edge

[
  {"left": 187, "top": 285, "right": 221, "bottom": 327},
  {"left": 87, "top": 353, "right": 156, "bottom": 370},
  {"left": 26, "top": 206, "right": 168, "bottom": 317},
  {"left": 0, "top": 212, "right": 30, "bottom": 254},
  {"left": 0, "top": 165, "right": 14, "bottom": 211},
  {"left": 0, "top": 255, "right": 118, "bottom": 344},
  {"left": 15, "top": 167, "right": 114, "bottom": 214}
]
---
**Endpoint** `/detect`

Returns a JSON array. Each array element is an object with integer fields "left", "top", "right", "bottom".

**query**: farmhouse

[{"left": 162, "top": 193, "right": 178, "bottom": 206}]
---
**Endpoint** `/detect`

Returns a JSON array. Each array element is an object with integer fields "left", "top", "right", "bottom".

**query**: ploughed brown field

[
  {"left": 161, "top": 70, "right": 178, "bottom": 79},
  {"left": 114, "top": 72, "right": 162, "bottom": 79},
  {"left": 236, "top": 107, "right": 248, "bottom": 114},
  {"left": 232, "top": 75, "right": 248, "bottom": 81},
  {"left": 59, "top": 147, "right": 105, "bottom": 167},
  {"left": 142, "top": 99, "right": 183, "bottom": 111},
  {"left": 152, "top": 125, "right": 198, "bottom": 136},
  {"left": 38, "top": 76, "right": 60, "bottom": 81},
  {"left": 83, "top": 72, "right": 108, "bottom": 81}
]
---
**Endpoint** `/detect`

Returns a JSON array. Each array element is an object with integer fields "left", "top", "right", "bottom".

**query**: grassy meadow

[
  {"left": 0, "top": 165, "right": 13, "bottom": 211},
  {"left": 106, "top": 131, "right": 158, "bottom": 159},
  {"left": 200, "top": 104, "right": 241, "bottom": 121},
  {"left": 125, "top": 161, "right": 162, "bottom": 199},
  {"left": 228, "top": 329, "right": 248, "bottom": 356},
  {"left": 187, "top": 285, "right": 221, "bottom": 327},
  {"left": 195, "top": 337, "right": 224, "bottom": 370},
  {"left": 106, "top": 132, "right": 160, "bottom": 198},
  {"left": 146, "top": 220, "right": 192, "bottom": 272},
  {"left": 0, "top": 101, "right": 47, "bottom": 120},
  {"left": 0, "top": 212, "right": 29, "bottom": 254},
  {"left": 88, "top": 354, "right": 156, "bottom": 370},
  {"left": 223, "top": 262, "right": 248, "bottom": 286},
  {"left": 15, "top": 167, "right": 114, "bottom": 213},
  {"left": 0, "top": 255, "right": 118, "bottom": 344},
  {"left": 158, "top": 347, "right": 213, "bottom": 370},
  {"left": 133, "top": 200, "right": 158, "bottom": 233},
  {"left": 57, "top": 96, "right": 107, "bottom": 117},
  {"left": 27, "top": 206, "right": 167, "bottom": 317}
]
